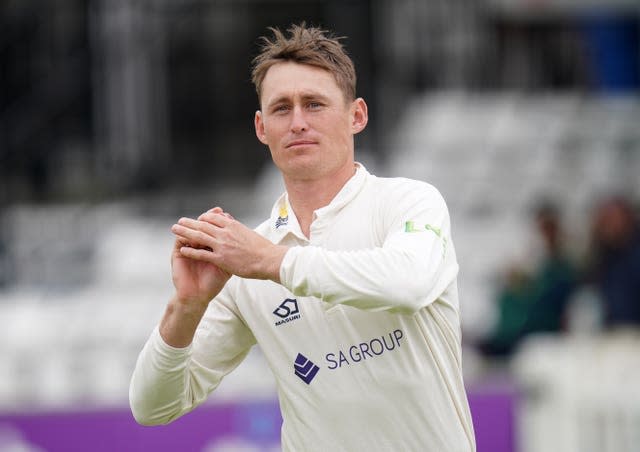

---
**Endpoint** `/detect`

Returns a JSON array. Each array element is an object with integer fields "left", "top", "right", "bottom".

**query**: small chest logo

[
  {"left": 294, "top": 353, "right": 319, "bottom": 384},
  {"left": 275, "top": 215, "right": 288, "bottom": 229},
  {"left": 273, "top": 298, "right": 301, "bottom": 326},
  {"left": 275, "top": 203, "right": 289, "bottom": 229}
]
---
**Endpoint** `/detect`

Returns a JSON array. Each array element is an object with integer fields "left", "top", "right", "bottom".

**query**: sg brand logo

[{"left": 273, "top": 298, "right": 299, "bottom": 319}]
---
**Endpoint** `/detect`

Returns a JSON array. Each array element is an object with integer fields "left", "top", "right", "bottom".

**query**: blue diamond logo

[{"left": 294, "top": 353, "right": 319, "bottom": 384}]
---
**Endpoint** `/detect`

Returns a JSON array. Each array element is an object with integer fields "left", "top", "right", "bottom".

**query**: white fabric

[{"left": 130, "top": 164, "right": 476, "bottom": 451}]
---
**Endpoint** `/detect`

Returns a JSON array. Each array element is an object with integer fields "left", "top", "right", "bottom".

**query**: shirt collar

[{"left": 269, "top": 163, "right": 369, "bottom": 243}]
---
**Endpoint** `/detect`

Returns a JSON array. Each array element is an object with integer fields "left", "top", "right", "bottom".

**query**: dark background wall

[{"left": 1, "top": 0, "right": 638, "bottom": 205}]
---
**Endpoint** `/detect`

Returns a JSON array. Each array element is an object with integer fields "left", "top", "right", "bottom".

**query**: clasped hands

[{"left": 171, "top": 207, "right": 288, "bottom": 283}]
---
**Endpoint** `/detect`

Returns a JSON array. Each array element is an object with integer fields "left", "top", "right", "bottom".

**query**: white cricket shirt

[{"left": 130, "top": 164, "right": 476, "bottom": 451}]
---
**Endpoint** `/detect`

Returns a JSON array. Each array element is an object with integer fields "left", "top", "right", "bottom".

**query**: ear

[
  {"left": 350, "top": 98, "right": 368, "bottom": 135},
  {"left": 254, "top": 110, "right": 268, "bottom": 145}
]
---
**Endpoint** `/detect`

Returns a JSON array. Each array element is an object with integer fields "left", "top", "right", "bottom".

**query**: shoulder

[{"left": 365, "top": 174, "right": 447, "bottom": 208}]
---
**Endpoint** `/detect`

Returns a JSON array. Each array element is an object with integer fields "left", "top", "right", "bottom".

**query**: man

[
  {"left": 588, "top": 195, "right": 640, "bottom": 327},
  {"left": 480, "top": 201, "right": 576, "bottom": 357},
  {"left": 130, "top": 24, "right": 476, "bottom": 451}
]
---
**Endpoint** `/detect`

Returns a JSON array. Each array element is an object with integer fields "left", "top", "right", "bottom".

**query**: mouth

[{"left": 285, "top": 140, "right": 317, "bottom": 149}]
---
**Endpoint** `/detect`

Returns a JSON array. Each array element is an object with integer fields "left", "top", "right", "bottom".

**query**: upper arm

[{"left": 280, "top": 179, "right": 459, "bottom": 314}]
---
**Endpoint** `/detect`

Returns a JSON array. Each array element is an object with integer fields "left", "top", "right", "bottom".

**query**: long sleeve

[
  {"left": 279, "top": 180, "right": 459, "bottom": 314},
  {"left": 129, "top": 282, "right": 256, "bottom": 425}
]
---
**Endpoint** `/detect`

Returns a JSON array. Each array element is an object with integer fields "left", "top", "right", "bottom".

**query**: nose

[{"left": 290, "top": 106, "right": 308, "bottom": 133}]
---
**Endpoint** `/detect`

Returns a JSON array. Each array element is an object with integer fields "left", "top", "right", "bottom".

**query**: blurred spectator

[
  {"left": 480, "top": 201, "right": 577, "bottom": 357},
  {"left": 585, "top": 196, "right": 640, "bottom": 328}
]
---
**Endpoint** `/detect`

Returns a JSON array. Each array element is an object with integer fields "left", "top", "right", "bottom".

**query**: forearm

[
  {"left": 130, "top": 289, "right": 255, "bottom": 426},
  {"left": 129, "top": 327, "right": 194, "bottom": 425},
  {"left": 130, "top": 297, "right": 213, "bottom": 425},
  {"left": 280, "top": 242, "right": 457, "bottom": 314}
]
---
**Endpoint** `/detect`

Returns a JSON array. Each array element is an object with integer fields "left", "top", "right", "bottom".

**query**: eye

[
  {"left": 307, "top": 101, "right": 323, "bottom": 110},
  {"left": 273, "top": 104, "right": 290, "bottom": 114}
]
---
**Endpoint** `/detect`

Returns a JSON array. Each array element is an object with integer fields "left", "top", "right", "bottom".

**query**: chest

[
  {"left": 234, "top": 278, "right": 405, "bottom": 365},
  {"left": 306, "top": 199, "right": 385, "bottom": 250}
]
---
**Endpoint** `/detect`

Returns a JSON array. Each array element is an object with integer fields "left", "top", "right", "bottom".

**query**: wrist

[
  {"left": 266, "top": 245, "right": 288, "bottom": 283},
  {"left": 170, "top": 294, "right": 210, "bottom": 314},
  {"left": 160, "top": 295, "right": 209, "bottom": 348}
]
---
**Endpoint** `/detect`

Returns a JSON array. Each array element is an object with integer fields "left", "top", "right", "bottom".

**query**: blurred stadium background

[{"left": 1, "top": 0, "right": 639, "bottom": 451}]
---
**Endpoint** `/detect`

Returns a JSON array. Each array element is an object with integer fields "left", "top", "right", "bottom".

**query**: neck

[{"left": 284, "top": 163, "right": 357, "bottom": 237}]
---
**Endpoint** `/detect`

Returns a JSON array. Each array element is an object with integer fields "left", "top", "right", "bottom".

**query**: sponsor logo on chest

[
  {"left": 293, "top": 329, "right": 404, "bottom": 384},
  {"left": 325, "top": 329, "right": 404, "bottom": 369},
  {"left": 294, "top": 353, "right": 320, "bottom": 384},
  {"left": 273, "top": 298, "right": 301, "bottom": 326}
]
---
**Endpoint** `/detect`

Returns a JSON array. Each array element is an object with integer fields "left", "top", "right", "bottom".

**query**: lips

[{"left": 285, "top": 139, "right": 317, "bottom": 148}]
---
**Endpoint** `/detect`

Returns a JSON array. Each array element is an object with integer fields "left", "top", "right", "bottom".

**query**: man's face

[{"left": 254, "top": 61, "right": 367, "bottom": 181}]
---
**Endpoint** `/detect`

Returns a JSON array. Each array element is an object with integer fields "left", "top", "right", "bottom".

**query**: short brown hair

[{"left": 251, "top": 23, "right": 357, "bottom": 104}]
